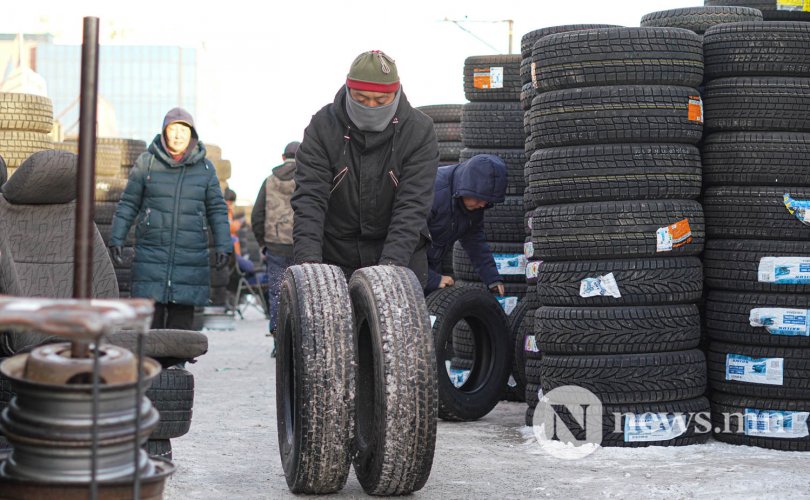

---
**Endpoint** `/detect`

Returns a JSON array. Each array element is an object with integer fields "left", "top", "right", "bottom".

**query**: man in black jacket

[{"left": 291, "top": 50, "right": 439, "bottom": 286}]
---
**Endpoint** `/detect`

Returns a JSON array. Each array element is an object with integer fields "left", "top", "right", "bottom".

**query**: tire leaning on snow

[
  {"left": 426, "top": 286, "right": 511, "bottom": 421},
  {"left": 276, "top": 264, "right": 355, "bottom": 494},
  {"left": 349, "top": 266, "right": 437, "bottom": 496}
]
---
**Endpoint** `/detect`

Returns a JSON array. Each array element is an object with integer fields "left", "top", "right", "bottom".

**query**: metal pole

[
  {"left": 74, "top": 16, "right": 98, "bottom": 301},
  {"left": 77, "top": 16, "right": 100, "bottom": 500},
  {"left": 507, "top": 20, "right": 514, "bottom": 55}
]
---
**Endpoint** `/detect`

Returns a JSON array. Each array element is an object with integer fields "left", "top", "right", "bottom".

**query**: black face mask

[{"left": 345, "top": 87, "right": 401, "bottom": 132}]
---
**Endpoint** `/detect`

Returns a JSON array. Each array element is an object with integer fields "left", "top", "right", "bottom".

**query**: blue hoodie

[{"left": 425, "top": 154, "right": 507, "bottom": 294}]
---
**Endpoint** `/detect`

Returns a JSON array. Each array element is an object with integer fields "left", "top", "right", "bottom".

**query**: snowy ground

[{"left": 165, "top": 310, "right": 810, "bottom": 499}]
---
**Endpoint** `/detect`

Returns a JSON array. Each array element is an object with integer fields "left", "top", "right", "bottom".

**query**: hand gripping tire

[
  {"left": 426, "top": 286, "right": 511, "bottom": 421},
  {"left": 276, "top": 264, "right": 355, "bottom": 494},
  {"left": 349, "top": 266, "right": 437, "bottom": 496}
]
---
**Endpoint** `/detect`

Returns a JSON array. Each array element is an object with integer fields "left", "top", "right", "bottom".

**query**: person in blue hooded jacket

[
  {"left": 109, "top": 107, "right": 232, "bottom": 330},
  {"left": 425, "top": 154, "right": 507, "bottom": 295}
]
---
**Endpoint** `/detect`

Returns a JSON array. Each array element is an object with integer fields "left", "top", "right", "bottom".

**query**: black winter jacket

[{"left": 291, "top": 87, "right": 439, "bottom": 268}]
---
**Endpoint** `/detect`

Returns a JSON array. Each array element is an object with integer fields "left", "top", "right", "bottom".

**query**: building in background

[{"left": 34, "top": 44, "right": 197, "bottom": 140}]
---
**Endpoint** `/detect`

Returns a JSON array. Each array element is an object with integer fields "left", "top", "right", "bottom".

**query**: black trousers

[{"left": 152, "top": 302, "right": 195, "bottom": 330}]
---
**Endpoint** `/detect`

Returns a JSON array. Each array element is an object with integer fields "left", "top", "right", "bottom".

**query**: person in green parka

[{"left": 109, "top": 107, "right": 232, "bottom": 330}]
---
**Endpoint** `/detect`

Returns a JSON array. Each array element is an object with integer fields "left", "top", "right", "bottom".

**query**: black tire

[
  {"left": 529, "top": 85, "right": 704, "bottom": 148},
  {"left": 704, "top": 239, "right": 810, "bottom": 294},
  {"left": 417, "top": 104, "right": 462, "bottom": 123},
  {"left": 641, "top": 6, "right": 763, "bottom": 33},
  {"left": 525, "top": 381, "right": 541, "bottom": 408},
  {"left": 545, "top": 397, "right": 711, "bottom": 448},
  {"left": 504, "top": 300, "right": 532, "bottom": 402},
  {"left": 704, "top": 0, "right": 810, "bottom": 21},
  {"left": 349, "top": 266, "right": 437, "bottom": 496},
  {"left": 434, "top": 122, "right": 462, "bottom": 142},
  {"left": 711, "top": 392, "right": 810, "bottom": 451},
  {"left": 521, "top": 83, "right": 536, "bottom": 112},
  {"left": 541, "top": 350, "right": 707, "bottom": 404},
  {"left": 537, "top": 257, "right": 704, "bottom": 307},
  {"left": 708, "top": 341, "right": 810, "bottom": 400},
  {"left": 438, "top": 141, "right": 463, "bottom": 162},
  {"left": 704, "top": 186, "right": 810, "bottom": 241},
  {"left": 276, "top": 264, "right": 354, "bottom": 494},
  {"left": 143, "top": 439, "right": 172, "bottom": 460},
  {"left": 705, "top": 290, "right": 810, "bottom": 348},
  {"left": 426, "top": 286, "right": 511, "bottom": 422},
  {"left": 452, "top": 241, "right": 526, "bottom": 283},
  {"left": 531, "top": 199, "right": 705, "bottom": 261},
  {"left": 483, "top": 195, "right": 525, "bottom": 242},
  {"left": 459, "top": 148, "right": 526, "bottom": 197},
  {"left": 527, "top": 144, "right": 702, "bottom": 205},
  {"left": 462, "top": 102, "right": 524, "bottom": 149},
  {"left": 149, "top": 409, "right": 192, "bottom": 440},
  {"left": 536, "top": 304, "right": 701, "bottom": 355},
  {"left": 93, "top": 201, "right": 118, "bottom": 225},
  {"left": 705, "top": 77, "right": 810, "bottom": 133},
  {"left": 146, "top": 367, "right": 194, "bottom": 412},
  {"left": 520, "top": 57, "right": 532, "bottom": 85},
  {"left": 96, "top": 223, "right": 136, "bottom": 246},
  {"left": 520, "top": 24, "right": 622, "bottom": 58},
  {"left": 532, "top": 27, "right": 703, "bottom": 91},
  {"left": 525, "top": 406, "right": 535, "bottom": 426},
  {"left": 115, "top": 268, "right": 132, "bottom": 292},
  {"left": 702, "top": 132, "right": 810, "bottom": 187},
  {"left": 95, "top": 177, "right": 127, "bottom": 202},
  {"left": 0, "top": 93, "right": 53, "bottom": 133},
  {"left": 704, "top": 22, "right": 810, "bottom": 78},
  {"left": 463, "top": 55, "right": 522, "bottom": 102},
  {"left": 455, "top": 280, "right": 529, "bottom": 302},
  {"left": 513, "top": 302, "right": 535, "bottom": 389}
]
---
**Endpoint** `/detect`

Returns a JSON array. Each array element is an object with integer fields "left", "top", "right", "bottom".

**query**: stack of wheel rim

[
  {"left": 54, "top": 138, "right": 147, "bottom": 298},
  {"left": 0, "top": 92, "right": 54, "bottom": 177},
  {"left": 527, "top": 26, "right": 711, "bottom": 447},
  {"left": 702, "top": 21, "right": 810, "bottom": 451},
  {"left": 205, "top": 143, "right": 232, "bottom": 307},
  {"left": 640, "top": 6, "right": 764, "bottom": 36},
  {"left": 518, "top": 24, "right": 621, "bottom": 427},
  {"left": 705, "top": 0, "right": 810, "bottom": 21},
  {"left": 449, "top": 55, "right": 529, "bottom": 402},
  {"left": 416, "top": 104, "right": 463, "bottom": 166}
]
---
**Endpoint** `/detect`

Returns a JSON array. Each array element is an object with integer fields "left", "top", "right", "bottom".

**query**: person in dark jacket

[
  {"left": 291, "top": 50, "right": 439, "bottom": 285},
  {"left": 252, "top": 141, "right": 299, "bottom": 351},
  {"left": 425, "top": 154, "right": 508, "bottom": 296},
  {"left": 109, "top": 107, "right": 232, "bottom": 330}
]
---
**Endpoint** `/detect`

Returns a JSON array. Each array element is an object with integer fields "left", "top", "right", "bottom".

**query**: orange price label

[
  {"left": 688, "top": 96, "right": 703, "bottom": 123},
  {"left": 474, "top": 68, "right": 492, "bottom": 89}
]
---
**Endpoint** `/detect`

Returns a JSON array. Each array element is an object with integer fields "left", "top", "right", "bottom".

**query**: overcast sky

[{"left": 2, "top": 0, "right": 703, "bottom": 202}]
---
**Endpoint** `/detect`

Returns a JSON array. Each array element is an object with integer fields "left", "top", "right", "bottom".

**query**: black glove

[
  {"left": 215, "top": 252, "right": 230, "bottom": 270},
  {"left": 109, "top": 245, "right": 124, "bottom": 266}
]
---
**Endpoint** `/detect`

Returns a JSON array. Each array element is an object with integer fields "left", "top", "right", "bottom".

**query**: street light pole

[{"left": 443, "top": 18, "right": 515, "bottom": 54}]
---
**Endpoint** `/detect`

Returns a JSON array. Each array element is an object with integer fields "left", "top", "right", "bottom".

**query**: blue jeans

[{"left": 265, "top": 249, "right": 294, "bottom": 332}]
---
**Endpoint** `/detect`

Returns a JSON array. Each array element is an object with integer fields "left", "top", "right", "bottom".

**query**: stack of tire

[
  {"left": 206, "top": 143, "right": 232, "bottom": 308},
  {"left": 527, "top": 27, "right": 710, "bottom": 446},
  {"left": 452, "top": 54, "right": 528, "bottom": 402},
  {"left": 416, "top": 104, "right": 463, "bottom": 166},
  {"left": 705, "top": 0, "right": 810, "bottom": 21},
  {"left": 517, "top": 23, "right": 620, "bottom": 427},
  {"left": 0, "top": 92, "right": 53, "bottom": 177},
  {"left": 702, "top": 21, "right": 810, "bottom": 451},
  {"left": 54, "top": 137, "right": 147, "bottom": 298},
  {"left": 641, "top": 6, "right": 764, "bottom": 36}
]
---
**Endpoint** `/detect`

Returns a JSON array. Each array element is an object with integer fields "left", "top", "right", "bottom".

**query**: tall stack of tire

[
  {"left": 54, "top": 138, "right": 147, "bottom": 298},
  {"left": 702, "top": 21, "right": 810, "bottom": 450},
  {"left": 705, "top": 0, "right": 810, "bottom": 21},
  {"left": 416, "top": 104, "right": 463, "bottom": 167},
  {"left": 0, "top": 92, "right": 54, "bottom": 177},
  {"left": 518, "top": 23, "right": 620, "bottom": 427},
  {"left": 453, "top": 54, "right": 528, "bottom": 402},
  {"left": 526, "top": 27, "right": 710, "bottom": 446}
]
